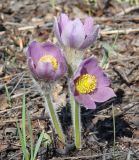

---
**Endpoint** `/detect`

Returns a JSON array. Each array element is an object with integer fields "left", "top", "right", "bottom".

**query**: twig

[
  {"left": 10, "top": 73, "right": 25, "bottom": 95},
  {"left": 51, "top": 151, "right": 126, "bottom": 160},
  {"left": 0, "top": 22, "right": 53, "bottom": 35},
  {"left": 1, "top": 22, "right": 139, "bottom": 36},
  {"left": 127, "top": 63, "right": 139, "bottom": 76},
  {"left": 101, "top": 28, "right": 139, "bottom": 35},
  {"left": 94, "top": 15, "right": 139, "bottom": 22},
  {"left": 0, "top": 105, "right": 22, "bottom": 114},
  {"left": 113, "top": 67, "right": 130, "bottom": 85},
  {"left": 117, "top": 6, "right": 139, "bottom": 16},
  {"left": 114, "top": 102, "right": 139, "bottom": 118},
  {"left": 110, "top": 56, "right": 139, "bottom": 63},
  {"left": 121, "top": 137, "right": 139, "bottom": 144},
  {"left": 9, "top": 152, "right": 22, "bottom": 160}
]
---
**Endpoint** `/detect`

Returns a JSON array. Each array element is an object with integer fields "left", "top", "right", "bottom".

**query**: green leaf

[
  {"left": 27, "top": 111, "right": 34, "bottom": 160},
  {"left": 33, "top": 130, "right": 45, "bottom": 160},
  {"left": 22, "top": 94, "right": 27, "bottom": 150},
  {"left": 17, "top": 122, "right": 29, "bottom": 160},
  {"left": 42, "top": 132, "right": 52, "bottom": 147}
]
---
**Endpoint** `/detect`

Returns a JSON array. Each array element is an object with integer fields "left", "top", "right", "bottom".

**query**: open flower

[
  {"left": 27, "top": 41, "right": 67, "bottom": 80},
  {"left": 70, "top": 57, "right": 116, "bottom": 109},
  {"left": 54, "top": 13, "right": 99, "bottom": 50}
]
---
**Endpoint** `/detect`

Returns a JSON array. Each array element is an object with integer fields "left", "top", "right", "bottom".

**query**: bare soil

[{"left": 0, "top": 0, "right": 139, "bottom": 159}]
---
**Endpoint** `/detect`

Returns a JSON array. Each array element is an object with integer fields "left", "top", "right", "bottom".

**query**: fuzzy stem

[
  {"left": 70, "top": 93, "right": 81, "bottom": 149},
  {"left": 32, "top": 78, "right": 65, "bottom": 144},
  {"left": 44, "top": 94, "right": 65, "bottom": 143}
]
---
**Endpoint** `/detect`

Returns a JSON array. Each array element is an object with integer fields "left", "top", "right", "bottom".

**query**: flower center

[
  {"left": 75, "top": 74, "right": 97, "bottom": 94},
  {"left": 39, "top": 55, "right": 58, "bottom": 70}
]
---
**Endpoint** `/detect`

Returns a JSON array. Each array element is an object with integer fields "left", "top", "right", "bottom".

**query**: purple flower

[
  {"left": 54, "top": 13, "right": 99, "bottom": 50},
  {"left": 27, "top": 41, "right": 67, "bottom": 80},
  {"left": 70, "top": 57, "right": 116, "bottom": 109}
]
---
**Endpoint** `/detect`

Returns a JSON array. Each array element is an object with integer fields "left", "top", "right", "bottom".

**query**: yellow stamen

[
  {"left": 39, "top": 55, "right": 58, "bottom": 70},
  {"left": 75, "top": 74, "right": 97, "bottom": 94}
]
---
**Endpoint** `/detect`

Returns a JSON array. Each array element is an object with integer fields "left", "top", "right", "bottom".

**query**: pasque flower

[
  {"left": 27, "top": 41, "right": 67, "bottom": 80},
  {"left": 70, "top": 57, "right": 116, "bottom": 109},
  {"left": 54, "top": 13, "right": 99, "bottom": 50}
]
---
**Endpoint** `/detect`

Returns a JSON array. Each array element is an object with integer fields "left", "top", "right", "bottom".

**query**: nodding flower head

[
  {"left": 27, "top": 41, "right": 67, "bottom": 80},
  {"left": 54, "top": 13, "right": 99, "bottom": 50},
  {"left": 70, "top": 57, "right": 116, "bottom": 109}
]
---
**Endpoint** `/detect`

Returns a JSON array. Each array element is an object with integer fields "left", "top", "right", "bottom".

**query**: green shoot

[
  {"left": 33, "top": 130, "right": 44, "bottom": 160},
  {"left": 43, "top": 132, "right": 52, "bottom": 148},
  {"left": 17, "top": 94, "right": 46, "bottom": 160},
  {"left": 100, "top": 32, "right": 119, "bottom": 68},
  {"left": 17, "top": 94, "right": 29, "bottom": 160},
  {"left": 27, "top": 111, "right": 34, "bottom": 160}
]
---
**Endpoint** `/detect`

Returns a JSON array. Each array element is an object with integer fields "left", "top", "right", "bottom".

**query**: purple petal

[
  {"left": 83, "top": 58, "right": 110, "bottom": 87},
  {"left": 55, "top": 61, "right": 67, "bottom": 78},
  {"left": 72, "top": 58, "right": 96, "bottom": 81},
  {"left": 36, "top": 62, "right": 55, "bottom": 80},
  {"left": 83, "top": 57, "right": 98, "bottom": 72},
  {"left": 80, "top": 25, "right": 99, "bottom": 49},
  {"left": 41, "top": 42, "right": 66, "bottom": 63},
  {"left": 28, "top": 57, "right": 38, "bottom": 78},
  {"left": 91, "top": 87, "right": 116, "bottom": 103},
  {"left": 61, "top": 19, "right": 85, "bottom": 48},
  {"left": 27, "top": 41, "right": 47, "bottom": 64},
  {"left": 96, "top": 71, "right": 110, "bottom": 88},
  {"left": 73, "top": 57, "right": 110, "bottom": 88},
  {"left": 84, "top": 17, "right": 94, "bottom": 35},
  {"left": 58, "top": 13, "right": 69, "bottom": 33},
  {"left": 75, "top": 94, "right": 96, "bottom": 109},
  {"left": 54, "top": 17, "right": 63, "bottom": 44}
]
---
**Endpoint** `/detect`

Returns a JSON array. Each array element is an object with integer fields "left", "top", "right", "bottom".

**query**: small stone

[{"left": 0, "top": 64, "right": 4, "bottom": 76}]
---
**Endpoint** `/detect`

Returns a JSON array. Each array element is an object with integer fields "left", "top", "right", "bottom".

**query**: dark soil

[{"left": 0, "top": 0, "right": 139, "bottom": 159}]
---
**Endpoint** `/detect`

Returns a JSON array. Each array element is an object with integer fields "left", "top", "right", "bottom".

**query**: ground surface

[{"left": 0, "top": 0, "right": 139, "bottom": 159}]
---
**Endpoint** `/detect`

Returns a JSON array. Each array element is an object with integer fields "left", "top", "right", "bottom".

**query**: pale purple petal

[
  {"left": 79, "top": 25, "right": 99, "bottom": 50},
  {"left": 96, "top": 72, "right": 110, "bottom": 88},
  {"left": 75, "top": 94, "right": 96, "bottom": 109},
  {"left": 91, "top": 87, "right": 116, "bottom": 103},
  {"left": 42, "top": 42, "right": 65, "bottom": 63},
  {"left": 82, "top": 57, "right": 98, "bottom": 72},
  {"left": 55, "top": 61, "right": 67, "bottom": 78},
  {"left": 72, "top": 58, "right": 96, "bottom": 81},
  {"left": 28, "top": 58, "right": 38, "bottom": 78},
  {"left": 61, "top": 19, "right": 85, "bottom": 48},
  {"left": 54, "top": 17, "right": 63, "bottom": 44},
  {"left": 58, "top": 13, "right": 69, "bottom": 32},
  {"left": 36, "top": 62, "right": 55, "bottom": 80},
  {"left": 27, "top": 41, "right": 46, "bottom": 64},
  {"left": 88, "top": 68, "right": 110, "bottom": 88},
  {"left": 83, "top": 58, "right": 110, "bottom": 87},
  {"left": 84, "top": 17, "right": 94, "bottom": 35}
]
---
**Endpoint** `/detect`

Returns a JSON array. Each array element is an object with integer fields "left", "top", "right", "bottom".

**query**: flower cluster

[
  {"left": 26, "top": 13, "right": 116, "bottom": 148},
  {"left": 27, "top": 13, "right": 115, "bottom": 109}
]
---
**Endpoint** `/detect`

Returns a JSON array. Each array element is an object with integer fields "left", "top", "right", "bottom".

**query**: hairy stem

[
  {"left": 71, "top": 94, "right": 81, "bottom": 149},
  {"left": 32, "top": 78, "right": 65, "bottom": 144},
  {"left": 44, "top": 94, "right": 65, "bottom": 143}
]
